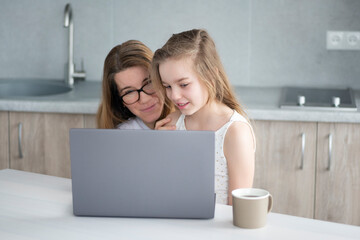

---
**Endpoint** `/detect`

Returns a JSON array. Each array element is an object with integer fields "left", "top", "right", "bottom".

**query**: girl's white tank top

[{"left": 175, "top": 111, "right": 256, "bottom": 204}]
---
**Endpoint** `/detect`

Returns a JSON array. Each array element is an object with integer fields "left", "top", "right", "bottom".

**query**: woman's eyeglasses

[{"left": 120, "top": 80, "right": 156, "bottom": 105}]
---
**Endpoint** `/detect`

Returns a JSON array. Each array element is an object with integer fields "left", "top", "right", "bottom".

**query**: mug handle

[{"left": 268, "top": 194, "right": 273, "bottom": 213}]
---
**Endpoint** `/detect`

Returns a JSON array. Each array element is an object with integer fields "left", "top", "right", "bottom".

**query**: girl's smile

[
  {"left": 159, "top": 57, "right": 209, "bottom": 116},
  {"left": 176, "top": 102, "right": 189, "bottom": 109}
]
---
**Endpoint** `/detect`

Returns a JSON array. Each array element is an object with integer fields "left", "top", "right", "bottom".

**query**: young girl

[
  {"left": 97, "top": 40, "right": 172, "bottom": 129},
  {"left": 151, "top": 29, "right": 255, "bottom": 205}
]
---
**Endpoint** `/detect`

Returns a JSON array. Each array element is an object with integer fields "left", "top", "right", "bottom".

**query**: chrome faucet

[{"left": 64, "top": 3, "right": 86, "bottom": 87}]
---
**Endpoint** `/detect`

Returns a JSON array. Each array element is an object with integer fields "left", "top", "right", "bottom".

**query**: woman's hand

[{"left": 155, "top": 117, "right": 176, "bottom": 130}]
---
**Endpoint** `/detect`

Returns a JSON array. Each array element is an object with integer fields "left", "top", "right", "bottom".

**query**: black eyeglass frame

[{"left": 119, "top": 80, "right": 156, "bottom": 105}]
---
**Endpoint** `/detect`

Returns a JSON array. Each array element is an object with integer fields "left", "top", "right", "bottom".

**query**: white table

[{"left": 0, "top": 169, "right": 359, "bottom": 240}]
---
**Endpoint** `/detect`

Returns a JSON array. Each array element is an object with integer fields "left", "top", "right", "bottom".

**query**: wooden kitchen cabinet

[
  {"left": 84, "top": 114, "right": 97, "bottom": 128},
  {"left": 9, "top": 112, "right": 83, "bottom": 178},
  {"left": 253, "top": 120, "right": 317, "bottom": 218},
  {"left": 0, "top": 111, "right": 9, "bottom": 169},
  {"left": 315, "top": 122, "right": 360, "bottom": 226},
  {"left": 253, "top": 120, "right": 360, "bottom": 226}
]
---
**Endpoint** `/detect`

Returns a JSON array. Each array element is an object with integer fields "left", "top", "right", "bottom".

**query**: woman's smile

[{"left": 141, "top": 103, "right": 157, "bottom": 112}]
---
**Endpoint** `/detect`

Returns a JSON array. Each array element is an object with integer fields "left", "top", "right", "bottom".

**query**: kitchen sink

[
  {"left": 280, "top": 87, "right": 357, "bottom": 111},
  {"left": 0, "top": 80, "right": 72, "bottom": 98}
]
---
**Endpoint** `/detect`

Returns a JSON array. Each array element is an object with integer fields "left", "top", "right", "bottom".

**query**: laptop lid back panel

[{"left": 70, "top": 129, "right": 215, "bottom": 219}]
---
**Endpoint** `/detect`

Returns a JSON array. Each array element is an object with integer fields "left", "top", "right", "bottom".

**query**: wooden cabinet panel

[
  {"left": 0, "top": 111, "right": 9, "bottom": 169},
  {"left": 84, "top": 114, "right": 97, "bottom": 128},
  {"left": 253, "top": 120, "right": 317, "bottom": 218},
  {"left": 316, "top": 123, "right": 360, "bottom": 226},
  {"left": 9, "top": 112, "right": 83, "bottom": 178}
]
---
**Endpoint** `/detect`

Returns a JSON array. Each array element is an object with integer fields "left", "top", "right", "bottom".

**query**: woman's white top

[
  {"left": 175, "top": 111, "right": 256, "bottom": 205},
  {"left": 117, "top": 117, "right": 150, "bottom": 130}
]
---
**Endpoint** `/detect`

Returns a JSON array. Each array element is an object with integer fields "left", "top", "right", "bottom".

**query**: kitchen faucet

[{"left": 64, "top": 3, "right": 86, "bottom": 87}]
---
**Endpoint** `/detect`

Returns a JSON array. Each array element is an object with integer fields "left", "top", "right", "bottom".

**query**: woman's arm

[{"left": 224, "top": 121, "right": 255, "bottom": 205}]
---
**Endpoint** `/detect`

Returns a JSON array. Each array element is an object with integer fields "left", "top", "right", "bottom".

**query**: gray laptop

[{"left": 69, "top": 129, "right": 215, "bottom": 219}]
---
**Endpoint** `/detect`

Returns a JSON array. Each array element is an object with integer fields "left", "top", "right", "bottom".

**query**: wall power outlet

[{"left": 327, "top": 31, "right": 360, "bottom": 50}]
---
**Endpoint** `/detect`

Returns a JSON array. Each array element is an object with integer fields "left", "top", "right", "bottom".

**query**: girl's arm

[{"left": 224, "top": 121, "right": 255, "bottom": 205}]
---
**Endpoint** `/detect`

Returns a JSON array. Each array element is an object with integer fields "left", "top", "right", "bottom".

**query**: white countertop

[
  {"left": 0, "top": 169, "right": 359, "bottom": 240},
  {"left": 1, "top": 79, "right": 360, "bottom": 123}
]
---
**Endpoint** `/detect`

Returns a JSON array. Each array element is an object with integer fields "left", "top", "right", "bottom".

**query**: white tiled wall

[{"left": 1, "top": 0, "right": 360, "bottom": 88}]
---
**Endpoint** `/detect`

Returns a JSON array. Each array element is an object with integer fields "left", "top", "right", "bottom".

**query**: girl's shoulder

[
  {"left": 229, "top": 111, "right": 249, "bottom": 124},
  {"left": 225, "top": 112, "right": 256, "bottom": 151}
]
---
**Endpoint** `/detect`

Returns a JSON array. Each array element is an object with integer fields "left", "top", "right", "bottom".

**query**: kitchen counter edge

[{"left": 1, "top": 82, "right": 360, "bottom": 123}]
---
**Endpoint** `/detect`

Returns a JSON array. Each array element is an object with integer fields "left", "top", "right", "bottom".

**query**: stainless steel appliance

[{"left": 280, "top": 87, "right": 357, "bottom": 111}]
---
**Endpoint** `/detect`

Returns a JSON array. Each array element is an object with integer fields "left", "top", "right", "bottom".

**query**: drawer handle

[
  {"left": 18, "top": 123, "right": 23, "bottom": 158},
  {"left": 327, "top": 134, "right": 332, "bottom": 171},
  {"left": 300, "top": 133, "right": 305, "bottom": 170}
]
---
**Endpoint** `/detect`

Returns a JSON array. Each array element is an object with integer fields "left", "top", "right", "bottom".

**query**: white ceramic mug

[{"left": 232, "top": 188, "right": 273, "bottom": 229}]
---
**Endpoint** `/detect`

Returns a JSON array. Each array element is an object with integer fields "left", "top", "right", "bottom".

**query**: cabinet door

[
  {"left": 253, "top": 120, "right": 317, "bottom": 218},
  {"left": 84, "top": 114, "right": 97, "bottom": 128},
  {"left": 0, "top": 111, "right": 9, "bottom": 169},
  {"left": 9, "top": 112, "right": 83, "bottom": 178},
  {"left": 316, "top": 123, "right": 360, "bottom": 226}
]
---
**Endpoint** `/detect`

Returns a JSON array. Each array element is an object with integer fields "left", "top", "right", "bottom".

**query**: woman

[{"left": 97, "top": 40, "right": 172, "bottom": 129}]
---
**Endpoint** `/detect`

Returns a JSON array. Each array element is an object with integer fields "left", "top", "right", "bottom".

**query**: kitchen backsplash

[{"left": 1, "top": 0, "right": 360, "bottom": 88}]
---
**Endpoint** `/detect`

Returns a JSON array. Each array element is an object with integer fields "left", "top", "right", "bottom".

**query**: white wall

[{"left": 1, "top": 0, "right": 360, "bottom": 88}]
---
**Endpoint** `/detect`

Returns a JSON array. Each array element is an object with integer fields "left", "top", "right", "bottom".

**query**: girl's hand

[{"left": 155, "top": 117, "right": 176, "bottom": 130}]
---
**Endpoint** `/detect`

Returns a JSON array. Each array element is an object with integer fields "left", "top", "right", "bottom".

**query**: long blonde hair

[
  {"left": 151, "top": 29, "right": 247, "bottom": 119},
  {"left": 96, "top": 40, "right": 172, "bottom": 129}
]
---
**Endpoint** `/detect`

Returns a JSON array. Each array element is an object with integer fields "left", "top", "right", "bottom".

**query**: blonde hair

[
  {"left": 151, "top": 29, "right": 247, "bottom": 118},
  {"left": 96, "top": 40, "right": 172, "bottom": 129}
]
